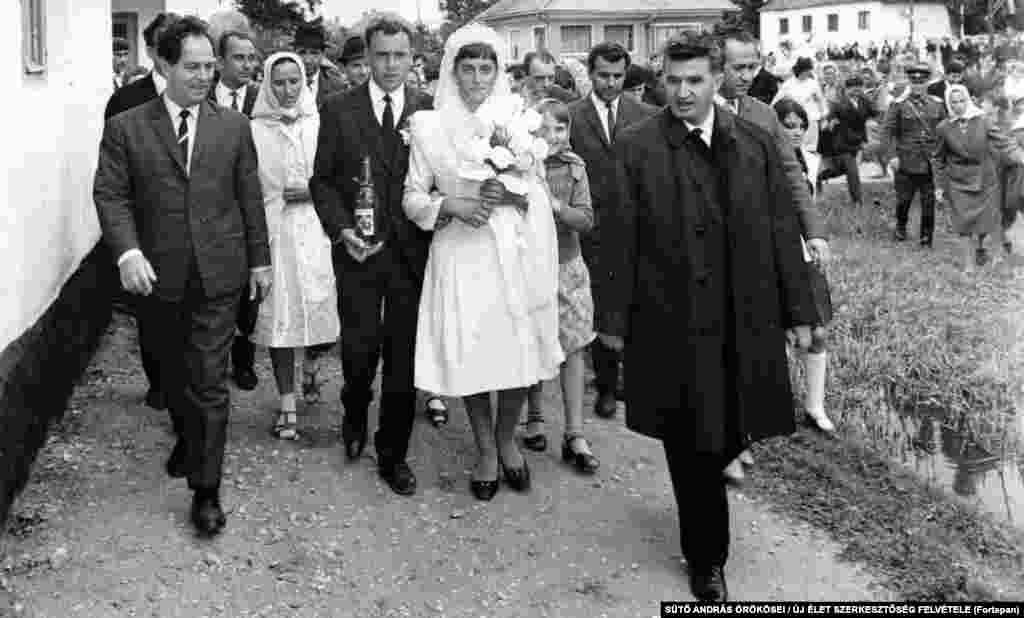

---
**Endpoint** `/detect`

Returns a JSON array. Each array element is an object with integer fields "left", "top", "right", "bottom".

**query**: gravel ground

[{"left": 0, "top": 314, "right": 889, "bottom": 617}]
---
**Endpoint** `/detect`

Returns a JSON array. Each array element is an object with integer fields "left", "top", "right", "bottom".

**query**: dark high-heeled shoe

[
  {"left": 470, "top": 479, "right": 499, "bottom": 501},
  {"left": 501, "top": 459, "right": 531, "bottom": 492}
]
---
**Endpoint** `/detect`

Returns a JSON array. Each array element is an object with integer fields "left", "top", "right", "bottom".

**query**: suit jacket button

[
  {"left": 695, "top": 224, "right": 706, "bottom": 237},
  {"left": 696, "top": 273, "right": 709, "bottom": 286}
]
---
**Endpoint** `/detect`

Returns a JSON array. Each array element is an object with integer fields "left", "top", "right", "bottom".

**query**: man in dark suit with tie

[
  {"left": 103, "top": 12, "right": 180, "bottom": 413},
  {"left": 94, "top": 16, "right": 271, "bottom": 536},
  {"left": 294, "top": 22, "right": 347, "bottom": 110},
  {"left": 567, "top": 42, "right": 657, "bottom": 422},
  {"left": 597, "top": 34, "right": 816, "bottom": 601},
  {"left": 311, "top": 15, "right": 433, "bottom": 496},
  {"left": 209, "top": 29, "right": 260, "bottom": 390}
]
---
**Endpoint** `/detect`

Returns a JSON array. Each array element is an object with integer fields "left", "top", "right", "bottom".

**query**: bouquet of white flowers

[{"left": 458, "top": 94, "right": 549, "bottom": 205}]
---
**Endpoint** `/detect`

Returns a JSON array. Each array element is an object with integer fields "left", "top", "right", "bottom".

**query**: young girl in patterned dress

[{"left": 522, "top": 99, "right": 601, "bottom": 474}]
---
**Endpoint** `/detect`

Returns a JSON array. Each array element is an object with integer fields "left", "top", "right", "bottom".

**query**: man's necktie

[
  {"left": 382, "top": 93, "right": 395, "bottom": 133},
  {"left": 606, "top": 101, "right": 616, "bottom": 143},
  {"left": 177, "top": 109, "right": 190, "bottom": 171},
  {"left": 231, "top": 90, "right": 239, "bottom": 112},
  {"left": 688, "top": 127, "right": 711, "bottom": 161}
]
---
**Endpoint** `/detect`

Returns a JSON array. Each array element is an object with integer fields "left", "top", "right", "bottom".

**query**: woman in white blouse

[
  {"left": 774, "top": 56, "right": 827, "bottom": 152},
  {"left": 403, "top": 23, "right": 563, "bottom": 501}
]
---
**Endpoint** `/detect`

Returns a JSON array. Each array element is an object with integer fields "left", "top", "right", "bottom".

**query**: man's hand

[
  {"left": 249, "top": 268, "right": 272, "bottom": 302},
  {"left": 597, "top": 333, "right": 624, "bottom": 352},
  {"left": 282, "top": 186, "right": 311, "bottom": 203},
  {"left": 786, "top": 325, "right": 812, "bottom": 350},
  {"left": 806, "top": 238, "right": 831, "bottom": 265},
  {"left": 338, "top": 228, "right": 384, "bottom": 263},
  {"left": 442, "top": 196, "right": 493, "bottom": 228},
  {"left": 119, "top": 253, "right": 157, "bottom": 296}
]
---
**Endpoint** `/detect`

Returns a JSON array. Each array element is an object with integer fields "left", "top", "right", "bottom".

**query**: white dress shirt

[
  {"left": 152, "top": 70, "right": 166, "bottom": 95},
  {"left": 683, "top": 106, "right": 715, "bottom": 147},
  {"left": 215, "top": 81, "right": 249, "bottom": 111},
  {"left": 307, "top": 70, "right": 319, "bottom": 103},
  {"left": 590, "top": 92, "right": 620, "bottom": 143},
  {"left": 369, "top": 78, "right": 405, "bottom": 127}
]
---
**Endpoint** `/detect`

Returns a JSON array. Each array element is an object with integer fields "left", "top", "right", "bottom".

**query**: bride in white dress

[{"left": 403, "top": 23, "right": 563, "bottom": 500}]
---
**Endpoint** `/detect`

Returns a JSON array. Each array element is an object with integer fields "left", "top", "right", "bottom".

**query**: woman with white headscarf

[
  {"left": 932, "top": 83, "right": 1024, "bottom": 271},
  {"left": 403, "top": 23, "right": 563, "bottom": 501},
  {"left": 249, "top": 52, "right": 340, "bottom": 438}
]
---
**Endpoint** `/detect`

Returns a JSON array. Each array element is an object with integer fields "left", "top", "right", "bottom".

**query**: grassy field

[{"left": 745, "top": 178, "right": 1024, "bottom": 600}]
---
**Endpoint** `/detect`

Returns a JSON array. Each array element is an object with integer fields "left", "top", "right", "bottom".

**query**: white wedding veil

[{"left": 433, "top": 22, "right": 513, "bottom": 116}]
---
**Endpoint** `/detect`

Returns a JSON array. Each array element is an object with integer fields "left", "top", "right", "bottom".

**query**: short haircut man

[
  {"left": 363, "top": 14, "right": 415, "bottom": 49},
  {"left": 587, "top": 41, "right": 631, "bottom": 73},
  {"left": 217, "top": 30, "right": 254, "bottom": 59},
  {"left": 524, "top": 49, "right": 557, "bottom": 72}
]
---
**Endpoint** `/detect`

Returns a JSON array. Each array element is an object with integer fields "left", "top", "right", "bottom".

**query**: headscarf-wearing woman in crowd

[
  {"left": 774, "top": 57, "right": 827, "bottom": 152},
  {"left": 932, "top": 84, "right": 1024, "bottom": 271},
  {"left": 403, "top": 23, "right": 563, "bottom": 501},
  {"left": 249, "top": 52, "right": 340, "bottom": 439},
  {"left": 773, "top": 98, "right": 836, "bottom": 434}
]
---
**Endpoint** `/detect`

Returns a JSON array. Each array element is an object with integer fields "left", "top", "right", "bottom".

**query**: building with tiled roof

[{"left": 477, "top": 0, "right": 737, "bottom": 63}]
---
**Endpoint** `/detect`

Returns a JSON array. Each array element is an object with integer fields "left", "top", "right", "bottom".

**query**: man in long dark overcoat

[{"left": 595, "top": 33, "right": 818, "bottom": 601}]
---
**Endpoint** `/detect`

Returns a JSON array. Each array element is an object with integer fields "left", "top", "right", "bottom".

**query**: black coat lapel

[
  {"left": 583, "top": 98, "right": 611, "bottom": 150},
  {"left": 147, "top": 98, "right": 187, "bottom": 177}
]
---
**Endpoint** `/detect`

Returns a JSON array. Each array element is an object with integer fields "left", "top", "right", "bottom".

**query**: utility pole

[{"left": 416, "top": 0, "right": 423, "bottom": 26}]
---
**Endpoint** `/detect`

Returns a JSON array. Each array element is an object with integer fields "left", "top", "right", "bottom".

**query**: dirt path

[{"left": 0, "top": 316, "right": 889, "bottom": 617}]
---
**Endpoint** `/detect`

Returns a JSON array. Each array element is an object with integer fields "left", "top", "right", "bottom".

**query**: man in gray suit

[
  {"left": 94, "top": 16, "right": 271, "bottom": 536},
  {"left": 715, "top": 30, "right": 829, "bottom": 482}
]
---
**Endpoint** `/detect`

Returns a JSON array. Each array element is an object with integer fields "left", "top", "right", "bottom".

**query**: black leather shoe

[
  {"left": 689, "top": 565, "right": 728, "bottom": 602},
  {"left": 562, "top": 436, "right": 600, "bottom": 474},
  {"left": 341, "top": 418, "right": 367, "bottom": 461},
  {"left": 470, "top": 479, "right": 499, "bottom": 501},
  {"left": 919, "top": 235, "right": 933, "bottom": 248},
  {"left": 145, "top": 389, "right": 167, "bottom": 411},
  {"left": 894, "top": 229, "right": 907, "bottom": 242},
  {"left": 379, "top": 460, "right": 417, "bottom": 496},
  {"left": 594, "top": 392, "right": 617, "bottom": 419},
  {"left": 191, "top": 491, "right": 226, "bottom": 536},
  {"left": 233, "top": 367, "right": 258, "bottom": 391},
  {"left": 166, "top": 439, "right": 190, "bottom": 478},
  {"left": 522, "top": 432, "right": 547, "bottom": 452},
  {"left": 501, "top": 459, "right": 531, "bottom": 492}
]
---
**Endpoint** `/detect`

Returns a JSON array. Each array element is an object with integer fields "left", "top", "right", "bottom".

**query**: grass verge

[{"left": 747, "top": 180, "right": 1024, "bottom": 600}]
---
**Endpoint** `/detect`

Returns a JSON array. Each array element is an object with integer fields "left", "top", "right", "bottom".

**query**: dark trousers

[
  {"left": 231, "top": 283, "right": 257, "bottom": 372},
  {"left": 818, "top": 152, "right": 863, "bottom": 204},
  {"left": 141, "top": 266, "right": 241, "bottom": 491},
  {"left": 581, "top": 234, "right": 622, "bottom": 396},
  {"left": 894, "top": 170, "right": 936, "bottom": 239},
  {"left": 336, "top": 245, "right": 420, "bottom": 464},
  {"left": 663, "top": 444, "right": 730, "bottom": 568}
]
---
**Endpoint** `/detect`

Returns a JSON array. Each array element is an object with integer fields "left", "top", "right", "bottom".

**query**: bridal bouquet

[{"left": 459, "top": 94, "right": 549, "bottom": 206}]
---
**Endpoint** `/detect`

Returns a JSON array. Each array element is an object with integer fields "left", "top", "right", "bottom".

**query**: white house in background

[
  {"left": 112, "top": 0, "right": 230, "bottom": 68},
  {"left": 477, "top": 0, "right": 737, "bottom": 64},
  {"left": 759, "top": 0, "right": 953, "bottom": 56}
]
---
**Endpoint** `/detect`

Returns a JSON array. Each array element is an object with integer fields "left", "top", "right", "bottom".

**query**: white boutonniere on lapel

[{"left": 398, "top": 117, "right": 412, "bottom": 147}]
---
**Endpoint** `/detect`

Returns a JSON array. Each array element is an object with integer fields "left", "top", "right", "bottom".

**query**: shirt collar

[
  {"left": 683, "top": 106, "right": 716, "bottom": 142},
  {"left": 163, "top": 93, "right": 200, "bottom": 123},
  {"left": 216, "top": 80, "right": 246, "bottom": 99},
  {"left": 590, "top": 92, "right": 620, "bottom": 113},
  {"left": 152, "top": 70, "right": 166, "bottom": 94},
  {"left": 369, "top": 78, "right": 404, "bottom": 107},
  {"left": 715, "top": 93, "right": 740, "bottom": 113},
  {"left": 307, "top": 69, "right": 319, "bottom": 87}
]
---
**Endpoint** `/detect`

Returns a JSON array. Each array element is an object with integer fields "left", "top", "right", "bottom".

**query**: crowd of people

[{"left": 96, "top": 11, "right": 1023, "bottom": 603}]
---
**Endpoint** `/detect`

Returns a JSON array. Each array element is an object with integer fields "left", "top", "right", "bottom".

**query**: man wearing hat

[
  {"left": 882, "top": 61, "right": 946, "bottom": 246},
  {"left": 338, "top": 35, "right": 371, "bottom": 92},
  {"left": 927, "top": 59, "right": 965, "bottom": 101},
  {"left": 112, "top": 37, "right": 131, "bottom": 91},
  {"left": 293, "top": 22, "right": 346, "bottom": 109}
]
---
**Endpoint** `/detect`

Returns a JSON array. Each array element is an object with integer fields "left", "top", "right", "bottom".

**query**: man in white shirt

[
  {"left": 595, "top": 33, "right": 815, "bottom": 602},
  {"left": 211, "top": 31, "right": 258, "bottom": 117},
  {"left": 112, "top": 37, "right": 130, "bottom": 91},
  {"left": 94, "top": 16, "right": 271, "bottom": 537}
]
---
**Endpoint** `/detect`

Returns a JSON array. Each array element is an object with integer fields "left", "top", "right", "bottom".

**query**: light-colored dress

[
  {"left": 250, "top": 116, "right": 340, "bottom": 348},
  {"left": 403, "top": 110, "right": 564, "bottom": 397},
  {"left": 775, "top": 77, "right": 827, "bottom": 151}
]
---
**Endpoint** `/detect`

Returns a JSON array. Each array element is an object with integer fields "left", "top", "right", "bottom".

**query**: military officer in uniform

[{"left": 882, "top": 62, "right": 946, "bottom": 247}]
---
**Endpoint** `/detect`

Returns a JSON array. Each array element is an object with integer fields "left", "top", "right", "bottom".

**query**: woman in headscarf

[
  {"left": 933, "top": 83, "right": 1024, "bottom": 271},
  {"left": 403, "top": 23, "right": 563, "bottom": 501},
  {"left": 249, "top": 52, "right": 340, "bottom": 438}
]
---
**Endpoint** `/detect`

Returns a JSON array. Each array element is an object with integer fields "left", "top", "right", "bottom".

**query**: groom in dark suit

[
  {"left": 568, "top": 42, "right": 658, "bottom": 421},
  {"left": 94, "top": 16, "right": 271, "bottom": 536},
  {"left": 311, "top": 15, "right": 433, "bottom": 496}
]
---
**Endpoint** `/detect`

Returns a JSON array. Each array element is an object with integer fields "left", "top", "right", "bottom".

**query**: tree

[
  {"left": 233, "top": 0, "right": 305, "bottom": 31},
  {"left": 439, "top": 0, "right": 498, "bottom": 28},
  {"left": 720, "top": 0, "right": 768, "bottom": 37}
]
